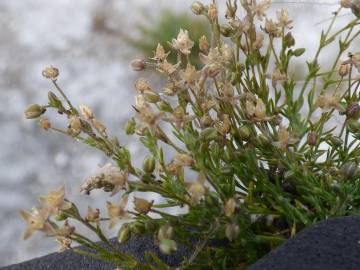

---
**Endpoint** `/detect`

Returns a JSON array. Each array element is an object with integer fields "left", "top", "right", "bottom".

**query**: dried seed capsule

[
  {"left": 220, "top": 24, "right": 233, "bottom": 37},
  {"left": 191, "top": 1, "right": 205, "bottom": 15},
  {"left": 24, "top": 104, "right": 46, "bottom": 119},
  {"left": 42, "top": 66, "right": 59, "bottom": 79},
  {"left": 134, "top": 197, "right": 153, "bottom": 214}
]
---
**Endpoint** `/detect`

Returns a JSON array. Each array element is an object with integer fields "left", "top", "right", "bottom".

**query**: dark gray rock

[
  {"left": 250, "top": 216, "right": 360, "bottom": 270},
  {"left": 1, "top": 235, "right": 192, "bottom": 270},
  {"left": 3, "top": 216, "right": 360, "bottom": 269}
]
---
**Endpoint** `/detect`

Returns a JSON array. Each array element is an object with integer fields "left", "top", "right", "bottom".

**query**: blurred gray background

[{"left": 0, "top": 0, "right": 352, "bottom": 266}]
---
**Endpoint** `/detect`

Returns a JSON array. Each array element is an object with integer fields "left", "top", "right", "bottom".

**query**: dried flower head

[
  {"left": 42, "top": 66, "right": 59, "bottom": 80},
  {"left": 171, "top": 29, "right": 194, "bottom": 55},
  {"left": 38, "top": 186, "right": 72, "bottom": 215},
  {"left": 152, "top": 43, "right": 169, "bottom": 62},
  {"left": 20, "top": 208, "right": 51, "bottom": 240},
  {"left": 38, "top": 117, "right": 51, "bottom": 131},
  {"left": 106, "top": 195, "right": 130, "bottom": 229},
  {"left": 81, "top": 163, "right": 128, "bottom": 196},
  {"left": 79, "top": 105, "right": 94, "bottom": 120},
  {"left": 276, "top": 9, "right": 293, "bottom": 29}
]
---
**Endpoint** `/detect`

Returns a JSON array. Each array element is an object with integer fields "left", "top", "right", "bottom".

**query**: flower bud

[
  {"left": 191, "top": 1, "right": 205, "bottom": 15},
  {"left": 125, "top": 118, "right": 136, "bottom": 135},
  {"left": 55, "top": 211, "right": 68, "bottom": 221},
  {"left": 225, "top": 223, "right": 239, "bottom": 242},
  {"left": 38, "top": 117, "right": 51, "bottom": 131},
  {"left": 340, "top": 161, "right": 359, "bottom": 179},
  {"left": 339, "top": 64, "right": 349, "bottom": 77},
  {"left": 346, "top": 103, "right": 360, "bottom": 119},
  {"left": 238, "top": 125, "right": 251, "bottom": 140},
  {"left": 24, "top": 104, "right": 46, "bottom": 119},
  {"left": 200, "top": 127, "right": 218, "bottom": 141},
  {"left": 48, "top": 91, "right": 62, "bottom": 107},
  {"left": 134, "top": 197, "right": 153, "bottom": 214},
  {"left": 42, "top": 66, "right": 59, "bottom": 79},
  {"left": 117, "top": 225, "right": 131, "bottom": 243},
  {"left": 130, "top": 59, "right": 146, "bottom": 71},
  {"left": 329, "top": 136, "right": 343, "bottom": 147},
  {"left": 159, "top": 239, "right": 177, "bottom": 255},
  {"left": 143, "top": 90, "right": 160, "bottom": 103},
  {"left": 143, "top": 155, "right": 156, "bottom": 173},
  {"left": 158, "top": 101, "right": 173, "bottom": 112},
  {"left": 130, "top": 222, "right": 146, "bottom": 235},
  {"left": 307, "top": 131, "right": 317, "bottom": 146},
  {"left": 347, "top": 119, "right": 360, "bottom": 133}
]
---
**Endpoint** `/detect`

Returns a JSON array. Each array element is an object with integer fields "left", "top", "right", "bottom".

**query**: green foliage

[{"left": 21, "top": 1, "right": 360, "bottom": 269}]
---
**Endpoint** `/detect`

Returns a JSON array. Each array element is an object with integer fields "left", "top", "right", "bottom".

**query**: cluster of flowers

[{"left": 22, "top": 0, "right": 360, "bottom": 269}]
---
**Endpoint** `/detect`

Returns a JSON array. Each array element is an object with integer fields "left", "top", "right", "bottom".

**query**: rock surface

[
  {"left": 250, "top": 216, "right": 360, "bottom": 270},
  {"left": 3, "top": 216, "right": 360, "bottom": 269}
]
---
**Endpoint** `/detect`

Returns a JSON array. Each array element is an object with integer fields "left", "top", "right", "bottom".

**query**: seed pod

[
  {"left": 224, "top": 198, "right": 236, "bottom": 217},
  {"left": 159, "top": 239, "right": 177, "bottom": 255},
  {"left": 130, "top": 222, "right": 146, "bottom": 235},
  {"left": 283, "top": 32, "right": 295, "bottom": 48},
  {"left": 191, "top": 1, "right": 205, "bottom": 15},
  {"left": 346, "top": 103, "right": 360, "bottom": 119},
  {"left": 220, "top": 24, "right": 233, "bottom": 37},
  {"left": 225, "top": 223, "right": 239, "bottom": 242},
  {"left": 134, "top": 197, "right": 153, "bottom": 214},
  {"left": 117, "top": 225, "right": 131, "bottom": 243},
  {"left": 42, "top": 66, "right": 59, "bottom": 79},
  {"left": 24, "top": 104, "right": 46, "bottom": 119},
  {"left": 143, "top": 155, "right": 156, "bottom": 173}
]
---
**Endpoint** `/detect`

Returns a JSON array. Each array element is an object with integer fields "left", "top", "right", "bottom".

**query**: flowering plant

[{"left": 22, "top": 1, "right": 360, "bottom": 269}]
